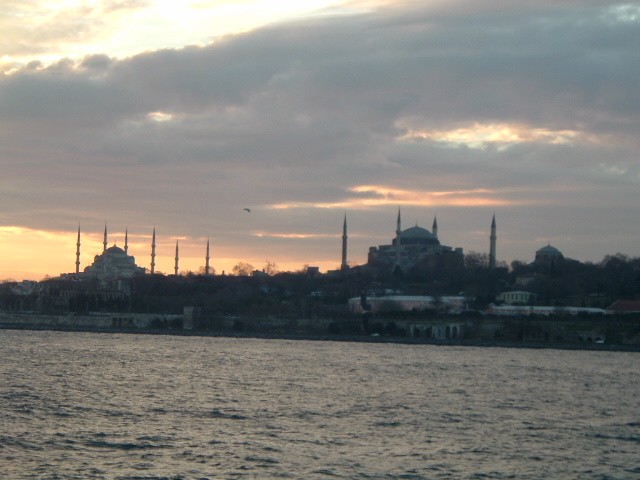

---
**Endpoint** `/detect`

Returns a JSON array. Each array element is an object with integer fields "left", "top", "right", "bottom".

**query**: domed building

[
  {"left": 84, "top": 245, "right": 145, "bottom": 280},
  {"left": 367, "top": 210, "right": 464, "bottom": 276},
  {"left": 534, "top": 244, "right": 564, "bottom": 268}
]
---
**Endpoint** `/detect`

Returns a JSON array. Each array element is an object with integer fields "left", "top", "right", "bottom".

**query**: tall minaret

[
  {"left": 341, "top": 213, "right": 348, "bottom": 271},
  {"left": 103, "top": 224, "right": 108, "bottom": 253},
  {"left": 205, "top": 238, "right": 211, "bottom": 275},
  {"left": 124, "top": 228, "right": 129, "bottom": 255},
  {"left": 75, "top": 224, "right": 81, "bottom": 273},
  {"left": 150, "top": 226, "right": 156, "bottom": 274},
  {"left": 174, "top": 239, "right": 179, "bottom": 276},
  {"left": 432, "top": 216, "right": 438, "bottom": 240},
  {"left": 395, "top": 208, "right": 402, "bottom": 264},
  {"left": 489, "top": 214, "right": 497, "bottom": 269}
]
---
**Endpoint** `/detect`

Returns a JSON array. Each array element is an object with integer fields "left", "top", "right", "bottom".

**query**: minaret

[
  {"left": 124, "top": 228, "right": 128, "bottom": 255},
  {"left": 103, "top": 224, "right": 108, "bottom": 253},
  {"left": 174, "top": 239, "right": 179, "bottom": 276},
  {"left": 341, "top": 213, "right": 348, "bottom": 271},
  {"left": 489, "top": 214, "right": 497, "bottom": 269},
  {"left": 150, "top": 226, "right": 156, "bottom": 274},
  {"left": 75, "top": 224, "right": 81, "bottom": 273},
  {"left": 205, "top": 238, "right": 211, "bottom": 275},
  {"left": 432, "top": 216, "right": 438, "bottom": 240},
  {"left": 395, "top": 208, "right": 402, "bottom": 265}
]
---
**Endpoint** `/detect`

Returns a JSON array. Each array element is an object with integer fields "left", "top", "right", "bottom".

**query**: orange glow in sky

[
  {"left": 3, "top": 2, "right": 637, "bottom": 279},
  {"left": 0, "top": 226, "right": 339, "bottom": 281},
  {"left": 269, "top": 185, "right": 513, "bottom": 210}
]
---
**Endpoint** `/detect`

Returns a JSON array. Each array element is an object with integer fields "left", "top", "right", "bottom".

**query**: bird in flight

[{"left": 243, "top": 208, "right": 251, "bottom": 213}]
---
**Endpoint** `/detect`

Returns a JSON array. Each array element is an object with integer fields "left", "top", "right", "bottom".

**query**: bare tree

[
  {"left": 263, "top": 260, "right": 278, "bottom": 276},
  {"left": 232, "top": 262, "right": 254, "bottom": 276}
]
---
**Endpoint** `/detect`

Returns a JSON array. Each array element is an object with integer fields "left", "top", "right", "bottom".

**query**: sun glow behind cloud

[
  {"left": 146, "top": 111, "right": 175, "bottom": 123},
  {"left": 0, "top": 0, "right": 350, "bottom": 69},
  {"left": 397, "top": 122, "right": 592, "bottom": 149},
  {"left": 270, "top": 185, "right": 513, "bottom": 210},
  {"left": 253, "top": 232, "right": 336, "bottom": 239}
]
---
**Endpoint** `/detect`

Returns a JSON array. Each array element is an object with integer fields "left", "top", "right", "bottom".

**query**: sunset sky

[{"left": 1, "top": 0, "right": 640, "bottom": 280}]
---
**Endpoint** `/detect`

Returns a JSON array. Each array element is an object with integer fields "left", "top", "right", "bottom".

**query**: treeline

[
  {"left": 461, "top": 253, "right": 640, "bottom": 308},
  {"left": 2, "top": 253, "right": 640, "bottom": 317},
  {"left": 6, "top": 270, "right": 372, "bottom": 317}
]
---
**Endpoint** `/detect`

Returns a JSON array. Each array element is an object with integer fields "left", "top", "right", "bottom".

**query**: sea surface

[{"left": 0, "top": 330, "right": 638, "bottom": 479}]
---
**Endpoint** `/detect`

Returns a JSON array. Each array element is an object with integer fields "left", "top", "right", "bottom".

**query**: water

[{"left": 0, "top": 330, "right": 638, "bottom": 479}]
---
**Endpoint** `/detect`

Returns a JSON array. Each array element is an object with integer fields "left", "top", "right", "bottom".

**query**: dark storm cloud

[{"left": 1, "top": 0, "right": 639, "bottom": 265}]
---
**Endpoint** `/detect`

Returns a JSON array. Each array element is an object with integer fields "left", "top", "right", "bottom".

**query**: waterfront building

[
  {"left": 349, "top": 295, "right": 471, "bottom": 314},
  {"left": 496, "top": 290, "right": 537, "bottom": 305},
  {"left": 486, "top": 304, "right": 607, "bottom": 317}
]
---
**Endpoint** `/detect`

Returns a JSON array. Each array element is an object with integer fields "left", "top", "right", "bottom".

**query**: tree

[
  {"left": 232, "top": 262, "right": 254, "bottom": 276},
  {"left": 465, "top": 251, "right": 489, "bottom": 269},
  {"left": 197, "top": 266, "right": 216, "bottom": 275},
  {"left": 263, "top": 260, "right": 278, "bottom": 276},
  {"left": 510, "top": 260, "right": 529, "bottom": 273}
]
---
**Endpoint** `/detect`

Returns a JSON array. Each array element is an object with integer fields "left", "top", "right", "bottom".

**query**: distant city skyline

[
  {"left": 0, "top": 212, "right": 628, "bottom": 281},
  {"left": 2, "top": 1, "right": 640, "bottom": 280}
]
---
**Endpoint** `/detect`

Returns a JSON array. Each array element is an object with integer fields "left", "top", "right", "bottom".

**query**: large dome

[
  {"left": 401, "top": 226, "right": 434, "bottom": 238},
  {"left": 105, "top": 245, "right": 126, "bottom": 255},
  {"left": 85, "top": 244, "right": 144, "bottom": 279},
  {"left": 536, "top": 244, "right": 562, "bottom": 256},
  {"left": 398, "top": 225, "right": 439, "bottom": 246}
]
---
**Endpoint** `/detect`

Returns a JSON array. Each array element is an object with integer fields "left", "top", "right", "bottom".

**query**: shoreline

[{"left": 2, "top": 323, "right": 639, "bottom": 353}]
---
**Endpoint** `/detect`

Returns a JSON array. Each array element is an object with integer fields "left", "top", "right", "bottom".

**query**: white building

[
  {"left": 487, "top": 305, "right": 608, "bottom": 317},
  {"left": 349, "top": 295, "right": 471, "bottom": 314},
  {"left": 496, "top": 290, "right": 537, "bottom": 305}
]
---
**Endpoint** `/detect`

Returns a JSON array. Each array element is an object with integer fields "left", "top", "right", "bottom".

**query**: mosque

[
  {"left": 74, "top": 210, "right": 498, "bottom": 283},
  {"left": 367, "top": 210, "right": 463, "bottom": 274},
  {"left": 340, "top": 210, "right": 498, "bottom": 276},
  {"left": 73, "top": 225, "right": 213, "bottom": 282},
  {"left": 80, "top": 226, "right": 145, "bottom": 280},
  {"left": 534, "top": 244, "right": 564, "bottom": 268}
]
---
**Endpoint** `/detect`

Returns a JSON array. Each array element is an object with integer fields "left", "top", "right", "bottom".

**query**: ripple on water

[{"left": 0, "top": 331, "right": 638, "bottom": 480}]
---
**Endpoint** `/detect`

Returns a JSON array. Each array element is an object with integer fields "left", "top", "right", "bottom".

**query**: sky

[{"left": 1, "top": 0, "right": 640, "bottom": 280}]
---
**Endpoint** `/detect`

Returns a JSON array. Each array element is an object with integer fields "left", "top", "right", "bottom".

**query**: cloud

[
  {"left": 269, "top": 185, "right": 513, "bottom": 210},
  {"left": 0, "top": 1, "right": 149, "bottom": 62},
  {"left": 397, "top": 122, "right": 595, "bottom": 149},
  {"left": 1, "top": 1, "right": 640, "bottom": 278}
]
